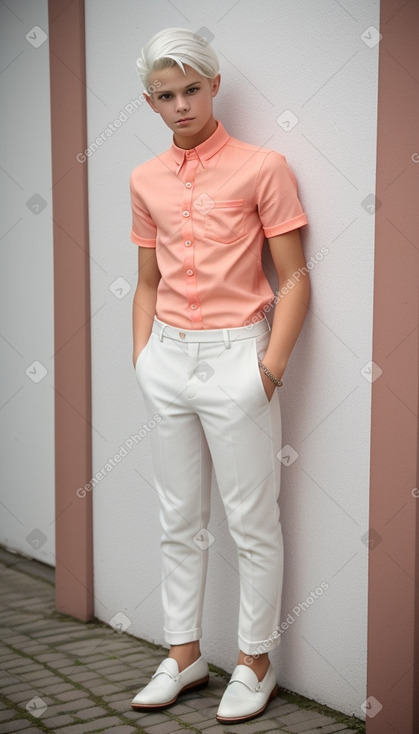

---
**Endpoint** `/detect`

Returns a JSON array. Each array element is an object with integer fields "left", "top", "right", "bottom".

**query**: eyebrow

[{"left": 157, "top": 81, "right": 202, "bottom": 94}]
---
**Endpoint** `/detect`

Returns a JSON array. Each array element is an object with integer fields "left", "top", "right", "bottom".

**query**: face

[{"left": 145, "top": 64, "right": 221, "bottom": 148}]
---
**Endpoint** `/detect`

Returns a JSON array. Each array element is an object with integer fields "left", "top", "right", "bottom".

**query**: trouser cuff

[
  {"left": 238, "top": 631, "right": 281, "bottom": 657},
  {"left": 164, "top": 626, "right": 202, "bottom": 645}
]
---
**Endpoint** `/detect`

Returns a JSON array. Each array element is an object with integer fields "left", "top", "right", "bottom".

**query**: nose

[{"left": 175, "top": 95, "right": 190, "bottom": 113}]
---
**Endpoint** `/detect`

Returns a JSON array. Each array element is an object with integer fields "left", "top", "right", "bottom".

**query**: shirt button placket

[{"left": 180, "top": 153, "right": 201, "bottom": 322}]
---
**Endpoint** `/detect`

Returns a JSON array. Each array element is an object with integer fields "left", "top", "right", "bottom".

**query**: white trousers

[{"left": 135, "top": 316, "right": 283, "bottom": 656}]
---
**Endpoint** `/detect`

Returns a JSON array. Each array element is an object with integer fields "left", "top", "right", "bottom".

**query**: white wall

[
  {"left": 0, "top": 0, "right": 55, "bottom": 566},
  {"left": 86, "top": 0, "right": 379, "bottom": 717}
]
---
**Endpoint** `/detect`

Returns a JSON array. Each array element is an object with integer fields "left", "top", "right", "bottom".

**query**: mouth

[{"left": 175, "top": 117, "right": 195, "bottom": 123}]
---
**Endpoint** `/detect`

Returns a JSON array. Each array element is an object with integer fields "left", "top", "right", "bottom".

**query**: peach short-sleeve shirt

[{"left": 130, "top": 121, "right": 307, "bottom": 329}]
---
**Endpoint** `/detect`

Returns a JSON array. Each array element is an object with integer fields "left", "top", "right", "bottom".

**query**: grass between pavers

[
  {"left": 0, "top": 639, "right": 366, "bottom": 734},
  {"left": 1, "top": 556, "right": 366, "bottom": 734},
  {"left": 272, "top": 688, "right": 365, "bottom": 733},
  {"left": 0, "top": 622, "right": 366, "bottom": 734},
  {"left": 0, "top": 636, "right": 143, "bottom": 733}
]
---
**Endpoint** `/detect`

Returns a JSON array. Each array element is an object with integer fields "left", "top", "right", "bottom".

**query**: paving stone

[
  {"left": 1, "top": 657, "right": 34, "bottom": 671},
  {"left": 92, "top": 663, "right": 129, "bottom": 673},
  {"left": 102, "top": 697, "right": 131, "bottom": 714},
  {"left": 57, "top": 716, "right": 122, "bottom": 733},
  {"left": 39, "top": 682, "right": 75, "bottom": 695},
  {"left": 263, "top": 696, "right": 293, "bottom": 710},
  {"left": 54, "top": 666, "right": 89, "bottom": 676},
  {"left": 165, "top": 702, "right": 195, "bottom": 715},
  {"left": 58, "top": 641, "right": 105, "bottom": 656},
  {"left": 175, "top": 709, "right": 209, "bottom": 723},
  {"left": 17, "top": 670, "right": 52, "bottom": 681},
  {"left": 4, "top": 664, "right": 40, "bottom": 675},
  {"left": 0, "top": 683, "right": 35, "bottom": 696},
  {"left": 17, "top": 647, "right": 50, "bottom": 657},
  {"left": 75, "top": 653, "right": 106, "bottom": 668},
  {"left": 12, "top": 620, "right": 54, "bottom": 631},
  {"left": 85, "top": 659, "right": 117, "bottom": 671},
  {"left": 89, "top": 683, "right": 125, "bottom": 696},
  {"left": 141, "top": 721, "right": 190, "bottom": 734},
  {"left": 25, "top": 676, "right": 64, "bottom": 690},
  {"left": 184, "top": 720, "right": 220, "bottom": 731},
  {"left": 184, "top": 696, "right": 220, "bottom": 711},
  {"left": 277, "top": 709, "right": 336, "bottom": 727},
  {"left": 39, "top": 714, "right": 75, "bottom": 728},
  {"left": 193, "top": 704, "right": 219, "bottom": 719},
  {"left": 235, "top": 719, "right": 287, "bottom": 733},
  {"left": 0, "top": 652, "right": 18, "bottom": 663},
  {"left": 6, "top": 690, "right": 52, "bottom": 706},
  {"left": 55, "top": 689, "right": 90, "bottom": 702},
  {"left": 267, "top": 701, "right": 301, "bottom": 716},
  {"left": 301, "top": 726, "right": 351, "bottom": 734},
  {"left": 75, "top": 705, "right": 109, "bottom": 720},
  {"left": 40, "top": 698, "right": 95, "bottom": 717},
  {"left": 3, "top": 636, "right": 34, "bottom": 647},
  {"left": 36, "top": 654, "right": 72, "bottom": 666},
  {"left": 126, "top": 712, "right": 168, "bottom": 726},
  {"left": 284, "top": 713, "right": 345, "bottom": 732},
  {"left": 0, "top": 720, "right": 33, "bottom": 733},
  {"left": 104, "top": 672, "right": 139, "bottom": 684},
  {"left": 67, "top": 671, "right": 99, "bottom": 683},
  {"left": 112, "top": 653, "right": 149, "bottom": 663},
  {"left": 0, "top": 711, "right": 15, "bottom": 722},
  {"left": 100, "top": 727, "right": 138, "bottom": 734}
]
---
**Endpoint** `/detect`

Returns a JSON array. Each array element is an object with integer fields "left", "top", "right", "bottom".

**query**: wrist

[
  {"left": 258, "top": 360, "right": 283, "bottom": 387},
  {"left": 260, "top": 354, "right": 286, "bottom": 381}
]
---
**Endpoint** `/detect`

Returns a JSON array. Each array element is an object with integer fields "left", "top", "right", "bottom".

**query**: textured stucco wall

[{"left": 0, "top": 0, "right": 55, "bottom": 565}]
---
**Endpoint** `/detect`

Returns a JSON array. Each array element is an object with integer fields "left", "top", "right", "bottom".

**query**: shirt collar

[{"left": 170, "top": 120, "right": 230, "bottom": 171}]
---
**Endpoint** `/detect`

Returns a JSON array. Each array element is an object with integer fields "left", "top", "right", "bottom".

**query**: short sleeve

[
  {"left": 129, "top": 169, "right": 157, "bottom": 247},
  {"left": 256, "top": 151, "right": 307, "bottom": 238}
]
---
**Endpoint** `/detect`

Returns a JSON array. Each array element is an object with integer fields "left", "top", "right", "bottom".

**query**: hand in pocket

[{"left": 258, "top": 363, "right": 276, "bottom": 402}]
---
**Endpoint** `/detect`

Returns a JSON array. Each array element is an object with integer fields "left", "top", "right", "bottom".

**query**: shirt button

[
  {"left": 179, "top": 331, "right": 186, "bottom": 339},
  {"left": 186, "top": 269, "right": 194, "bottom": 276},
  {"left": 185, "top": 181, "right": 192, "bottom": 188},
  {"left": 185, "top": 240, "right": 192, "bottom": 247},
  {"left": 182, "top": 210, "right": 190, "bottom": 217},
  {"left": 190, "top": 303, "right": 198, "bottom": 310}
]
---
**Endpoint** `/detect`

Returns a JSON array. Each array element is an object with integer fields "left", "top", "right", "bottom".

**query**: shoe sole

[
  {"left": 216, "top": 683, "right": 278, "bottom": 724},
  {"left": 131, "top": 675, "right": 210, "bottom": 710}
]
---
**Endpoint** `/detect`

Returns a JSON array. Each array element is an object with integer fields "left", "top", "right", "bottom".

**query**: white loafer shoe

[
  {"left": 216, "top": 663, "right": 278, "bottom": 723},
  {"left": 131, "top": 655, "right": 209, "bottom": 710}
]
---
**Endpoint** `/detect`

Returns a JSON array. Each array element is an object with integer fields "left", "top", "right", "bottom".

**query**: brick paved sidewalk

[{"left": 0, "top": 549, "right": 364, "bottom": 734}]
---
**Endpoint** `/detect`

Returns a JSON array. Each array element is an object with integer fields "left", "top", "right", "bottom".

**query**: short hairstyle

[{"left": 136, "top": 27, "right": 220, "bottom": 91}]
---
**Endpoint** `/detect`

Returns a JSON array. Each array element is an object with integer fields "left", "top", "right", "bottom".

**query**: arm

[
  {"left": 132, "top": 247, "right": 161, "bottom": 367},
  {"left": 259, "top": 228, "right": 310, "bottom": 399}
]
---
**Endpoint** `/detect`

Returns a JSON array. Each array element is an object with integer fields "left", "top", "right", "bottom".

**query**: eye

[
  {"left": 158, "top": 93, "right": 172, "bottom": 100},
  {"left": 187, "top": 87, "right": 199, "bottom": 94}
]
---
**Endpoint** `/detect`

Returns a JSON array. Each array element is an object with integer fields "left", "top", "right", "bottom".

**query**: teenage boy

[{"left": 130, "top": 27, "right": 309, "bottom": 724}]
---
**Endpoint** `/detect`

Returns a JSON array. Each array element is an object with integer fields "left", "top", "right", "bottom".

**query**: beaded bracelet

[{"left": 258, "top": 360, "right": 283, "bottom": 387}]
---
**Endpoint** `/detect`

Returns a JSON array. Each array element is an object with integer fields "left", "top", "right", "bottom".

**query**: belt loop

[
  {"left": 223, "top": 329, "right": 231, "bottom": 349},
  {"left": 159, "top": 324, "right": 168, "bottom": 342}
]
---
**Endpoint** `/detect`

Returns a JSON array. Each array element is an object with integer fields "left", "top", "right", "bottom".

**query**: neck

[{"left": 173, "top": 117, "right": 217, "bottom": 150}]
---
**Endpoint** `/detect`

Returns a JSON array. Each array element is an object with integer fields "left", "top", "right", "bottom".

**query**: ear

[
  {"left": 144, "top": 93, "right": 159, "bottom": 113},
  {"left": 210, "top": 73, "right": 221, "bottom": 98}
]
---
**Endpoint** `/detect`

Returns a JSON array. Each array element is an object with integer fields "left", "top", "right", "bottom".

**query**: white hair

[{"left": 136, "top": 27, "right": 220, "bottom": 91}]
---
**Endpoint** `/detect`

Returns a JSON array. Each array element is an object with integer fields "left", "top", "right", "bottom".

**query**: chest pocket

[{"left": 203, "top": 199, "right": 245, "bottom": 244}]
